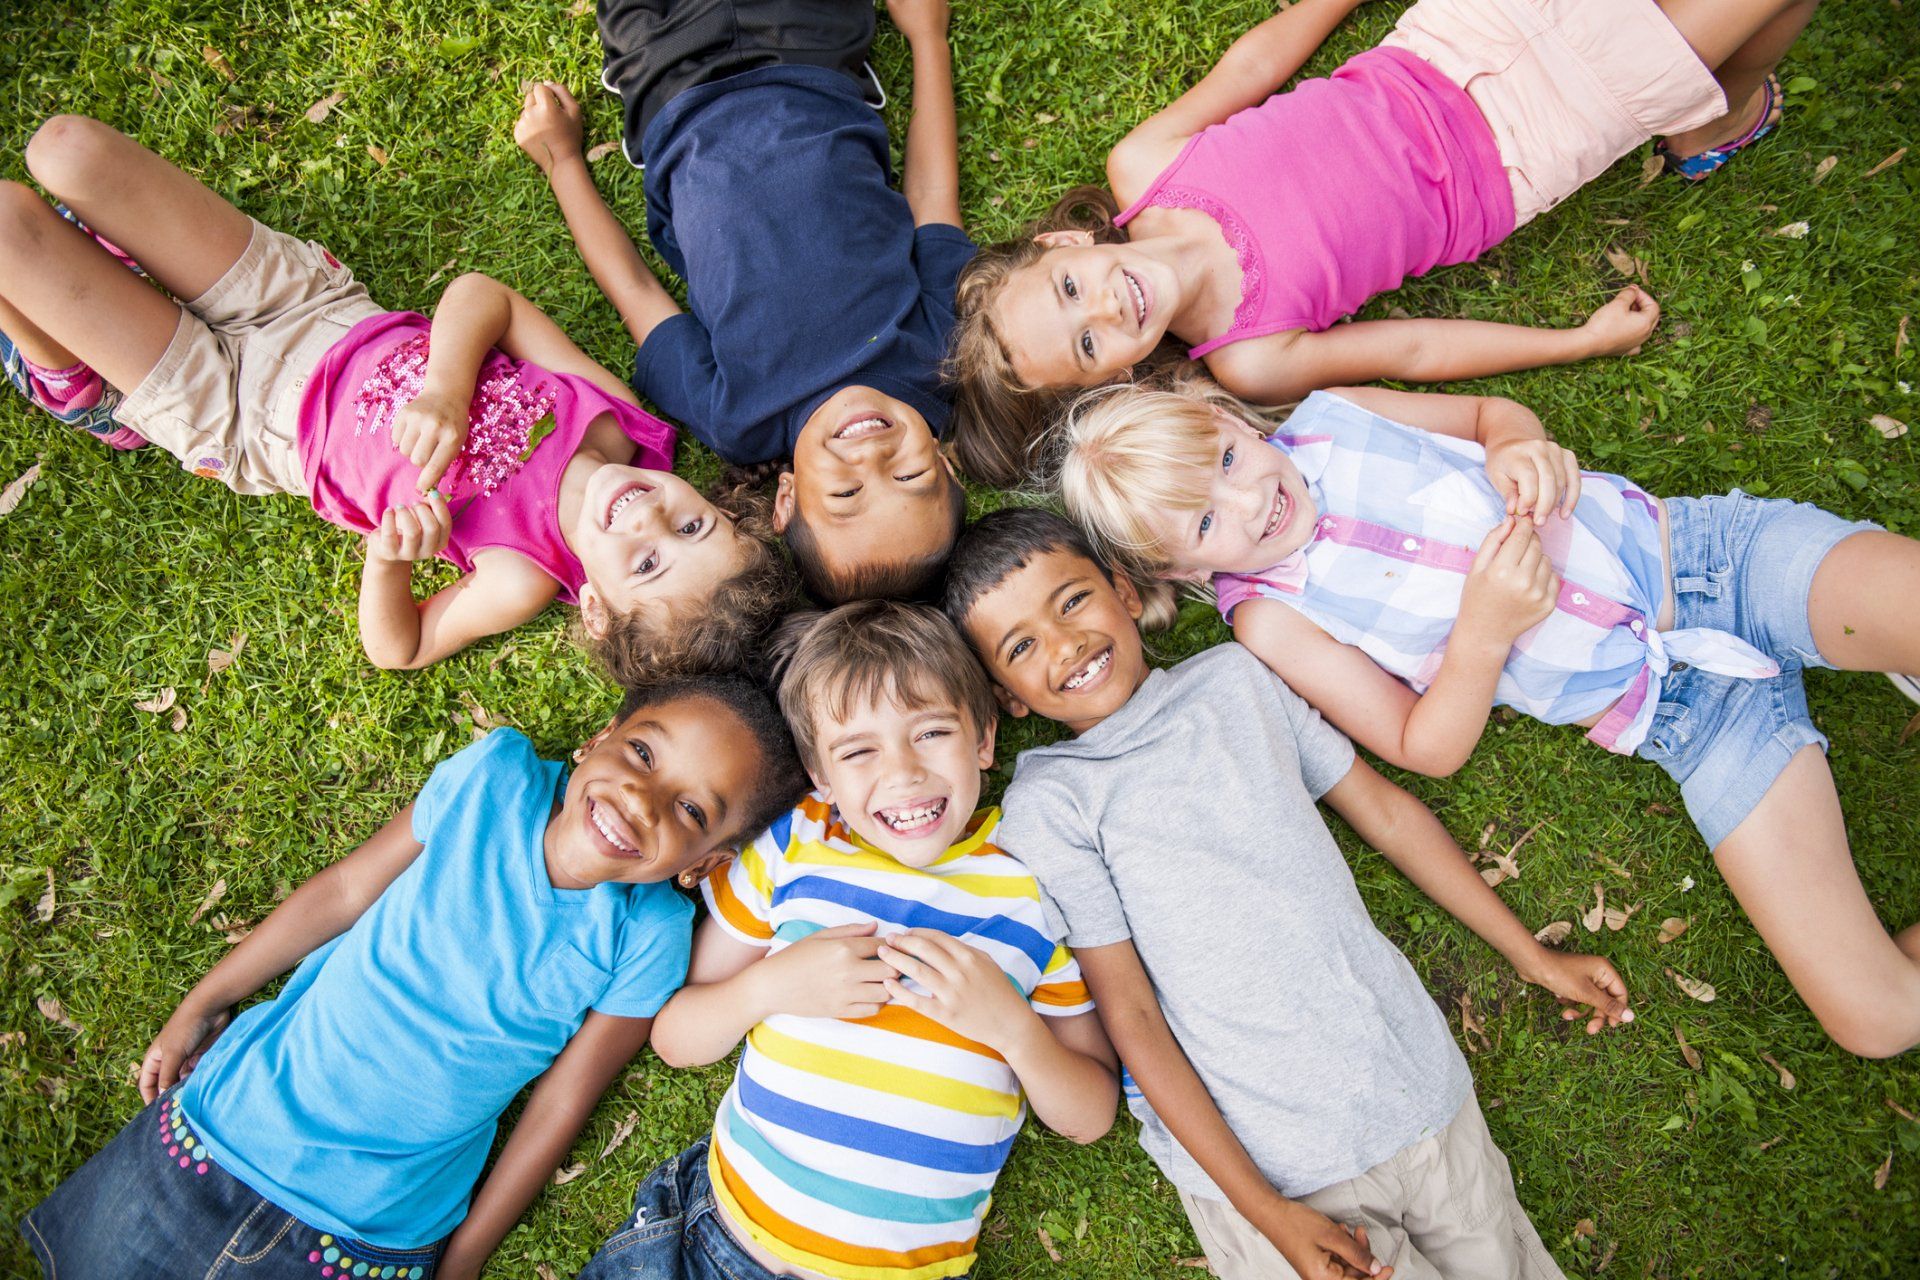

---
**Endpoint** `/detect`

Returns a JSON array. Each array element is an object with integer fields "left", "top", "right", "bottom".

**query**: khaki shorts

[
  {"left": 1383, "top": 0, "right": 1726, "bottom": 225},
  {"left": 1177, "top": 1096, "right": 1566, "bottom": 1280},
  {"left": 115, "top": 219, "right": 384, "bottom": 496}
]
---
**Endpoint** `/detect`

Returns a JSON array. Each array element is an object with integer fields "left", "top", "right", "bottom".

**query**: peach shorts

[
  {"left": 115, "top": 219, "right": 383, "bottom": 496},
  {"left": 1382, "top": 0, "right": 1727, "bottom": 225}
]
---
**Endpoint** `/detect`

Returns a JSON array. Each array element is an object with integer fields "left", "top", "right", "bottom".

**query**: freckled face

[
  {"left": 960, "top": 549, "right": 1149, "bottom": 736},
  {"left": 992, "top": 242, "right": 1178, "bottom": 390},
  {"left": 1143, "top": 416, "right": 1318, "bottom": 579}
]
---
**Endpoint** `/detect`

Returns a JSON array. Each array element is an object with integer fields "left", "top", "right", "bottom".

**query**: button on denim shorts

[{"left": 1634, "top": 490, "right": 1878, "bottom": 849}]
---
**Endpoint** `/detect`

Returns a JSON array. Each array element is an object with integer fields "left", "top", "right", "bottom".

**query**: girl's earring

[
  {"left": 571, "top": 745, "right": 589, "bottom": 765},
  {"left": 677, "top": 869, "right": 698, "bottom": 889}
]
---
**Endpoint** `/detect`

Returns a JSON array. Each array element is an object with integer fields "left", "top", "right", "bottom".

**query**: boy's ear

[
  {"left": 579, "top": 584, "right": 610, "bottom": 639},
  {"left": 574, "top": 715, "right": 620, "bottom": 763},
  {"left": 1112, "top": 571, "right": 1145, "bottom": 622},
  {"left": 772, "top": 471, "right": 796, "bottom": 534},
  {"left": 991, "top": 681, "right": 1031, "bottom": 719},
  {"left": 974, "top": 714, "right": 999, "bottom": 770},
  {"left": 1034, "top": 229, "right": 1094, "bottom": 250}
]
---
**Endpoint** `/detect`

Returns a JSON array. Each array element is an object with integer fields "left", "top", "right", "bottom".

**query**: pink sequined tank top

[
  {"left": 296, "top": 311, "right": 677, "bottom": 603},
  {"left": 1114, "top": 47, "right": 1515, "bottom": 357}
]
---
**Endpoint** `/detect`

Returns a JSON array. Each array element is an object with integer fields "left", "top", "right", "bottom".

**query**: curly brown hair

[
  {"left": 946, "top": 186, "right": 1183, "bottom": 488},
  {"left": 581, "top": 465, "right": 801, "bottom": 686}
]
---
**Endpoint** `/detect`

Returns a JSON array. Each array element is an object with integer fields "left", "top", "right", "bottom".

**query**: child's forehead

[
  {"left": 811, "top": 675, "right": 968, "bottom": 733},
  {"left": 973, "top": 547, "right": 1108, "bottom": 618}
]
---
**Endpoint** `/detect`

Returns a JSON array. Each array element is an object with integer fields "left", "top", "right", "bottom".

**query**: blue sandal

[{"left": 1655, "top": 74, "right": 1781, "bottom": 182}]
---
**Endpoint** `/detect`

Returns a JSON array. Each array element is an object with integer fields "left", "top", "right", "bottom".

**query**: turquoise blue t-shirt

[{"left": 176, "top": 729, "right": 695, "bottom": 1248}]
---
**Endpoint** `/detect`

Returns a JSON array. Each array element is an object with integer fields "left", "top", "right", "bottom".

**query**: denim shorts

[
  {"left": 577, "top": 1138, "right": 781, "bottom": 1280},
  {"left": 21, "top": 1091, "right": 441, "bottom": 1280},
  {"left": 1635, "top": 491, "right": 1878, "bottom": 850}
]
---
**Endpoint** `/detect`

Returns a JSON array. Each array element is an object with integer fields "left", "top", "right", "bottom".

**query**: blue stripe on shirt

[{"left": 736, "top": 1064, "right": 1015, "bottom": 1175}]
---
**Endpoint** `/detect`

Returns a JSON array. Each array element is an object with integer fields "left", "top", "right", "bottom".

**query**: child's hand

[
  {"left": 514, "top": 81, "right": 585, "bottom": 176},
  {"left": 1249, "top": 1194, "right": 1391, "bottom": 1279},
  {"left": 366, "top": 491, "right": 453, "bottom": 565},
  {"left": 885, "top": 0, "right": 951, "bottom": 44},
  {"left": 139, "top": 999, "right": 233, "bottom": 1103},
  {"left": 755, "top": 922, "right": 898, "bottom": 1020},
  {"left": 390, "top": 388, "right": 471, "bottom": 492},
  {"left": 877, "top": 929, "right": 1035, "bottom": 1054},
  {"left": 1519, "top": 946, "right": 1633, "bottom": 1035},
  {"left": 1484, "top": 438, "right": 1582, "bottom": 526},
  {"left": 1460, "top": 518, "right": 1559, "bottom": 642},
  {"left": 1581, "top": 284, "right": 1661, "bottom": 357}
]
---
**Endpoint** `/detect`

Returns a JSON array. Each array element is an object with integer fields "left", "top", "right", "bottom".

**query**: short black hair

[
  {"left": 786, "top": 470, "right": 969, "bottom": 605},
  {"left": 615, "top": 673, "right": 807, "bottom": 847},
  {"left": 942, "top": 506, "right": 1114, "bottom": 633}
]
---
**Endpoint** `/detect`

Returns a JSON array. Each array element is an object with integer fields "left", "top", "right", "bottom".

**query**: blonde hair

[{"left": 1050, "top": 370, "right": 1291, "bottom": 632}]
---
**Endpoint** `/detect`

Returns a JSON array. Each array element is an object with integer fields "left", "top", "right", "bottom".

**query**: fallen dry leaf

[
  {"left": 304, "top": 91, "right": 345, "bottom": 123},
  {"left": 202, "top": 45, "right": 237, "bottom": 81},
  {"left": 1656, "top": 916, "right": 1690, "bottom": 945},
  {"left": 1666, "top": 967, "right": 1716, "bottom": 1003},
  {"left": 1534, "top": 920, "right": 1573, "bottom": 946},
  {"left": 0, "top": 1031, "right": 23, "bottom": 1050},
  {"left": 568, "top": 0, "right": 592, "bottom": 15},
  {"left": 1897, "top": 315, "right": 1910, "bottom": 363},
  {"left": 1813, "top": 155, "right": 1837, "bottom": 184},
  {"left": 1771, "top": 220, "right": 1810, "bottom": 239},
  {"left": 1036, "top": 1227, "right": 1062, "bottom": 1263},
  {"left": 133, "top": 687, "right": 178, "bottom": 715},
  {"left": 170, "top": 706, "right": 189, "bottom": 733},
  {"left": 1638, "top": 151, "right": 1666, "bottom": 188},
  {"left": 1869, "top": 414, "right": 1908, "bottom": 439},
  {"left": 1594, "top": 1239, "right": 1618, "bottom": 1272},
  {"left": 1173, "top": 1258, "right": 1214, "bottom": 1272},
  {"left": 367, "top": 143, "right": 390, "bottom": 166},
  {"left": 537, "top": 1265, "right": 561, "bottom": 1280},
  {"left": 552, "top": 1161, "right": 586, "bottom": 1186},
  {"left": 1582, "top": 884, "right": 1606, "bottom": 933},
  {"left": 35, "top": 870, "right": 55, "bottom": 923},
  {"left": 586, "top": 140, "right": 620, "bottom": 162},
  {"left": 1456, "top": 991, "right": 1490, "bottom": 1054},
  {"left": 0, "top": 463, "right": 43, "bottom": 516},
  {"left": 1874, "top": 1149, "right": 1893, "bottom": 1190},
  {"left": 1901, "top": 709, "right": 1920, "bottom": 746},
  {"left": 1757, "top": 1135, "right": 1784, "bottom": 1151},
  {"left": 599, "top": 1110, "right": 640, "bottom": 1160},
  {"left": 36, "top": 996, "right": 80, "bottom": 1033},
  {"left": 1479, "top": 821, "right": 1497, "bottom": 850},
  {"left": 207, "top": 632, "right": 247, "bottom": 675},
  {"left": 1604, "top": 247, "right": 1649, "bottom": 284},
  {"left": 1675, "top": 1023, "right": 1701, "bottom": 1071},
  {"left": 1034, "top": 112, "right": 1059, "bottom": 125},
  {"left": 1760, "top": 1052, "right": 1796, "bottom": 1090},
  {"left": 213, "top": 105, "right": 257, "bottom": 137},
  {"left": 1746, "top": 403, "right": 1774, "bottom": 434},
  {"left": 1864, "top": 147, "right": 1907, "bottom": 179},
  {"left": 1479, "top": 865, "right": 1509, "bottom": 888},
  {"left": 1573, "top": 1219, "right": 1596, "bottom": 1240},
  {"left": 1887, "top": 1098, "right": 1920, "bottom": 1124},
  {"left": 188, "top": 878, "right": 229, "bottom": 926},
  {"left": 1603, "top": 900, "right": 1641, "bottom": 932}
]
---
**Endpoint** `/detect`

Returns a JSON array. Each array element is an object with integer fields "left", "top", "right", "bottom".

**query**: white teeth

[
  {"left": 1126, "top": 273, "right": 1146, "bottom": 325},
  {"left": 1064, "top": 649, "right": 1111, "bottom": 690},
  {"left": 878, "top": 799, "right": 947, "bottom": 833},
  {"left": 590, "top": 800, "right": 638, "bottom": 853},
  {"left": 607, "top": 487, "right": 640, "bottom": 528},
  {"left": 836, "top": 416, "right": 890, "bottom": 440},
  {"left": 1264, "top": 488, "right": 1287, "bottom": 539}
]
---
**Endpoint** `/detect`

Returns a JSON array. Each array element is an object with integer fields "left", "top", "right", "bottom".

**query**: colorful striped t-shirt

[{"left": 701, "top": 795, "right": 1093, "bottom": 1280}]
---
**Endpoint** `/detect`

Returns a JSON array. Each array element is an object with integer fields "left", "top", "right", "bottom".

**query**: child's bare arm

[
  {"left": 887, "top": 0, "right": 964, "bottom": 228},
  {"left": 1234, "top": 546, "right": 1552, "bottom": 780},
  {"left": 358, "top": 540, "right": 558, "bottom": 671},
  {"left": 1073, "top": 940, "right": 1390, "bottom": 1279},
  {"left": 1109, "top": 0, "right": 1371, "bottom": 189},
  {"left": 139, "top": 807, "right": 429, "bottom": 1101},
  {"left": 515, "top": 82, "right": 684, "bottom": 349},
  {"left": 436, "top": 1011, "right": 654, "bottom": 1280},
  {"left": 1319, "top": 760, "right": 1632, "bottom": 1034},
  {"left": 877, "top": 931, "right": 1117, "bottom": 1144},
  {"left": 1207, "top": 286, "right": 1660, "bottom": 404},
  {"left": 649, "top": 918, "right": 893, "bottom": 1066}
]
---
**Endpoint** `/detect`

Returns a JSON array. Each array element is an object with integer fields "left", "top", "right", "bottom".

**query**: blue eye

[
  {"left": 1223, "top": 447, "right": 1235, "bottom": 469},
  {"left": 1198, "top": 513, "right": 1213, "bottom": 537},
  {"left": 1064, "top": 276, "right": 1079, "bottom": 300}
]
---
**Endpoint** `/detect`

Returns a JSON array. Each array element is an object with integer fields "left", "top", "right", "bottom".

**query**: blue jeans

[
  {"left": 21, "top": 1091, "right": 441, "bottom": 1280},
  {"left": 1636, "top": 491, "right": 1879, "bottom": 849},
  {"left": 577, "top": 1139, "right": 780, "bottom": 1280}
]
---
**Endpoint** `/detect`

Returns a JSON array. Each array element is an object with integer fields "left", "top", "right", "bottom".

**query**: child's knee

[
  {"left": 0, "top": 180, "right": 52, "bottom": 252},
  {"left": 1816, "top": 987, "right": 1920, "bottom": 1059},
  {"left": 24, "top": 114, "right": 118, "bottom": 197}
]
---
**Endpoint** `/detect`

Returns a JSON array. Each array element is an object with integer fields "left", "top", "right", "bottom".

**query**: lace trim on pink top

[
  {"left": 351, "top": 334, "right": 559, "bottom": 504},
  {"left": 1115, "top": 168, "right": 1265, "bottom": 362}
]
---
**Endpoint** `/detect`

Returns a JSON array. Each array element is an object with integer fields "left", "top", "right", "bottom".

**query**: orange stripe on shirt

[
  {"left": 709, "top": 869, "right": 775, "bottom": 940},
  {"left": 846, "top": 1004, "right": 1004, "bottom": 1060},
  {"left": 1031, "top": 980, "right": 1090, "bottom": 1008},
  {"left": 711, "top": 1140, "right": 979, "bottom": 1276}
]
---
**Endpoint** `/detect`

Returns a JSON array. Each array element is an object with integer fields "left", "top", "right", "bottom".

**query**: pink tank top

[
  {"left": 1115, "top": 46, "right": 1514, "bottom": 356},
  {"left": 296, "top": 312, "right": 676, "bottom": 603}
]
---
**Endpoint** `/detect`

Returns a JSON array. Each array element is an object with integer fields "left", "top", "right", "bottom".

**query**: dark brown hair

[{"left": 784, "top": 468, "right": 969, "bottom": 605}]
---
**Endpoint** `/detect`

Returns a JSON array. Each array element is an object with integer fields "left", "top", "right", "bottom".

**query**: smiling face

[
  {"left": 959, "top": 548, "right": 1149, "bottom": 735},
  {"left": 543, "top": 693, "right": 766, "bottom": 890},
  {"left": 573, "top": 466, "right": 757, "bottom": 636},
  {"left": 1141, "top": 414, "right": 1319, "bottom": 579},
  {"left": 779, "top": 386, "right": 960, "bottom": 594},
  {"left": 809, "top": 686, "right": 995, "bottom": 867},
  {"left": 990, "top": 234, "right": 1178, "bottom": 390}
]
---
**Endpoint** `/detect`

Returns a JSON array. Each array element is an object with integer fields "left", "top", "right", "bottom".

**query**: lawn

[{"left": 1, "top": 0, "right": 1917, "bottom": 1275}]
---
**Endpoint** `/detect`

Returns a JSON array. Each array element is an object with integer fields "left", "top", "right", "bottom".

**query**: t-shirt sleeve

[
  {"left": 912, "top": 223, "right": 977, "bottom": 319},
  {"left": 595, "top": 891, "right": 696, "bottom": 1018},
  {"left": 631, "top": 314, "right": 785, "bottom": 466},
  {"left": 1029, "top": 941, "right": 1094, "bottom": 1018},
  {"left": 996, "top": 777, "right": 1132, "bottom": 950},
  {"left": 410, "top": 727, "right": 530, "bottom": 845},
  {"left": 699, "top": 824, "right": 784, "bottom": 946},
  {"left": 1271, "top": 669, "right": 1356, "bottom": 799}
]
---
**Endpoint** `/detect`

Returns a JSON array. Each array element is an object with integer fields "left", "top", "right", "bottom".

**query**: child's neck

[{"left": 1126, "top": 209, "right": 1244, "bottom": 344}]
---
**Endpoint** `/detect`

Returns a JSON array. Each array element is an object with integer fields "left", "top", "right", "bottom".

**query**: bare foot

[{"left": 1659, "top": 75, "right": 1782, "bottom": 160}]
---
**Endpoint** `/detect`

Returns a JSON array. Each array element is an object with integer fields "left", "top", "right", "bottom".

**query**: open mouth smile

[
  {"left": 1123, "top": 270, "right": 1147, "bottom": 328},
  {"left": 588, "top": 798, "right": 643, "bottom": 857},
  {"left": 876, "top": 797, "right": 948, "bottom": 836},
  {"left": 834, "top": 413, "right": 895, "bottom": 442},
  {"left": 1261, "top": 483, "right": 1291, "bottom": 541},
  {"left": 604, "top": 481, "right": 651, "bottom": 531},
  {"left": 1061, "top": 646, "right": 1113, "bottom": 693}
]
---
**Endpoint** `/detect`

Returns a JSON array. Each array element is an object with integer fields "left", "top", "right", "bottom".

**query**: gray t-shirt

[{"left": 996, "top": 643, "right": 1472, "bottom": 1199}]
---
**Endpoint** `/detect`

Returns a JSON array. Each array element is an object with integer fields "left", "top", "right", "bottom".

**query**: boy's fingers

[
  {"left": 551, "top": 82, "right": 579, "bottom": 110},
  {"left": 815, "top": 921, "right": 879, "bottom": 938},
  {"left": 1321, "top": 1223, "right": 1379, "bottom": 1275},
  {"left": 1471, "top": 518, "right": 1514, "bottom": 569}
]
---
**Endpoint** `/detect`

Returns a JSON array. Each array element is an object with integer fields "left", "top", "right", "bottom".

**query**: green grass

[{"left": 1, "top": 0, "right": 1917, "bottom": 1275}]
